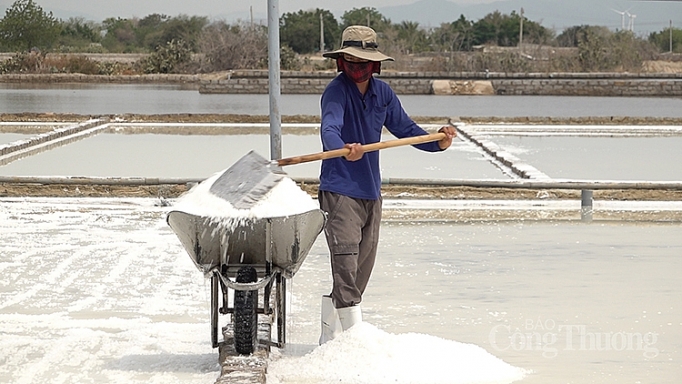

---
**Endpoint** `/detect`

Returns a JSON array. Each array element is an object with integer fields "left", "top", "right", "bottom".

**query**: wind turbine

[
  {"left": 625, "top": 11, "right": 637, "bottom": 32},
  {"left": 612, "top": 9, "right": 626, "bottom": 30},
  {"left": 629, "top": 13, "right": 637, "bottom": 31}
]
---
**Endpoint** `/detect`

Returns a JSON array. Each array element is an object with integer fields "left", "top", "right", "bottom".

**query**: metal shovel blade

[{"left": 209, "top": 150, "right": 285, "bottom": 210}]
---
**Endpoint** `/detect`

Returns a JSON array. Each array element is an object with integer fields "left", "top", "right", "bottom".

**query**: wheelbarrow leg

[
  {"left": 276, "top": 272, "right": 286, "bottom": 347},
  {"left": 210, "top": 271, "right": 219, "bottom": 348}
]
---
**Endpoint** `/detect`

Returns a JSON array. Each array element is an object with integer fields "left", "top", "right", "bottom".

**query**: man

[{"left": 318, "top": 25, "right": 456, "bottom": 344}]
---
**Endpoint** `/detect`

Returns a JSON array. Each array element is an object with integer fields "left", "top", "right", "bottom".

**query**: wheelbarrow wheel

[{"left": 234, "top": 266, "right": 258, "bottom": 355}]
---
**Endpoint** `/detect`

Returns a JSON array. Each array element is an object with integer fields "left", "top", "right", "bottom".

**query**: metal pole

[
  {"left": 581, "top": 189, "right": 593, "bottom": 222},
  {"left": 267, "top": 0, "right": 282, "bottom": 161},
  {"left": 519, "top": 8, "right": 524, "bottom": 53},
  {"left": 320, "top": 12, "right": 324, "bottom": 53},
  {"left": 671, "top": 20, "right": 674, "bottom": 54}
]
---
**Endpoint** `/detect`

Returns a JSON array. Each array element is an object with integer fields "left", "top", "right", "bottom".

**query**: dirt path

[
  {"left": 2, "top": 182, "right": 681, "bottom": 201},
  {"left": 2, "top": 112, "right": 682, "bottom": 128}
]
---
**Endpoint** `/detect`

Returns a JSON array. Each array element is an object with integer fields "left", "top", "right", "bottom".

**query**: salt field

[
  {"left": 0, "top": 128, "right": 505, "bottom": 180},
  {"left": 1, "top": 84, "right": 681, "bottom": 383},
  {"left": 275, "top": 219, "right": 682, "bottom": 384},
  {"left": 1, "top": 197, "right": 680, "bottom": 383},
  {"left": 481, "top": 135, "right": 682, "bottom": 181},
  {"left": 0, "top": 133, "right": 31, "bottom": 145},
  {"left": 1, "top": 122, "right": 682, "bottom": 181}
]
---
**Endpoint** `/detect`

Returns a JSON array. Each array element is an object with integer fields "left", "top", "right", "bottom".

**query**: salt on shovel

[{"left": 209, "top": 132, "right": 447, "bottom": 209}]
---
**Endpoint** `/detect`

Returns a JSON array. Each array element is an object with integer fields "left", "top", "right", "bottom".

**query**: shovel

[{"left": 209, "top": 132, "right": 446, "bottom": 209}]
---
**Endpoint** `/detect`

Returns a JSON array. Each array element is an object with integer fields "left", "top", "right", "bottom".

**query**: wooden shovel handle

[{"left": 276, "top": 132, "right": 446, "bottom": 166}]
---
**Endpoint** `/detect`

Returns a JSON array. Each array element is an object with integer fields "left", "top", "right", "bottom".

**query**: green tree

[
  {"left": 280, "top": 9, "right": 339, "bottom": 54},
  {"left": 102, "top": 14, "right": 208, "bottom": 53},
  {"left": 470, "top": 11, "right": 551, "bottom": 47},
  {"left": 566, "top": 26, "right": 653, "bottom": 72},
  {"left": 649, "top": 27, "right": 682, "bottom": 53},
  {"left": 139, "top": 38, "right": 192, "bottom": 73},
  {"left": 341, "top": 7, "right": 391, "bottom": 32},
  {"left": 473, "top": 11, "right": 519, "bottom": 46},
  {"left": 139, "top": 14, "right": 207, "bottom": 52},
  {"left": 101, "top": 17, "right": 138, "bottom": 52},
  {"left": 58, "top": 17, "right": 101, "bottom": 51},
  {"left": 451, "top": 15, "right": 475, "bottom": 51},
  {"left": 556, "top": 25, "right": 604, "bottom": 47},
  {"left": 394, "top": 21, "right": 427, "bottom": 54},
  {"left": 136, "top": 13, "right": 169, "bottom": 49},
  {"left": 280, "top": 44, "right": 301, "bottom": 70},
  {"left": 0, "top": 0, "right": 61, "bottom": 51},
  {"left": 158, "top": 15, "right": 207, "bottom": 51},
  {"left": 575, "top": 27, "right": 611, "bottom": 70},
  {"left": 520, "top": 13, "right": 554, "bottom": 45},
  {"left": 429, "top": 15, "right": 474, "bottom": 52},
  {"left": 471, "top": 11, "right": 505, "bottom": 46}
]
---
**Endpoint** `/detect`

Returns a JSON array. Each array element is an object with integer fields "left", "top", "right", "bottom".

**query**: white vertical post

[
  {"left": 581, "top": 190, "right": 593, "bottom": 222},
  {"left": 320, "top": 12, "right": 324, "bottom": 53},
  {"left": 671, "top": 20, "right": 674, "bottom": 54},
  {"left": 519, "top": 8, "right": 524, "bottom": 53},
  {"left": 267, "top": 0, "right": 282, "bottom": 161}
]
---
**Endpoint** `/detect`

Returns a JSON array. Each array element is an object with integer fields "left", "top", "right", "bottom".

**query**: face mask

[{"left": 337, "top": 57, "right": 381, "bottom": 83}]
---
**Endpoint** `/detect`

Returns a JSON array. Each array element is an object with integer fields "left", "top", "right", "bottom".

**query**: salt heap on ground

[
  {"left": 172, "top": 170, "right": 318, "bottom": 221},
  {"left": 267, "top": 322, "right": 527, "bottom": 384}
]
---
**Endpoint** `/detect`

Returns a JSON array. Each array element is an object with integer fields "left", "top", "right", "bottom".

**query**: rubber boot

[
  {"left": 319, "top": 295, "right": 341, "bottom": 345},
  {"left": 337, "top": 305, "right": 362, "bottom": 331}
]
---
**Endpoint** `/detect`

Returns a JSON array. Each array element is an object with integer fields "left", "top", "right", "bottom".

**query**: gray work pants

[{"left": 318, "top": 190, "right": 382, "bottom": 309}]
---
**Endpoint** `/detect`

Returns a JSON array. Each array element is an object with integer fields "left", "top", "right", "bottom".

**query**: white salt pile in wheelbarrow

[{"left": 172, "top": 170, "right": 318, "bottom": 221}]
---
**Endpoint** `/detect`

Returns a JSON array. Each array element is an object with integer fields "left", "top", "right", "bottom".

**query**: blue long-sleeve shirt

[{"left": 319, "top": 73, "right": 443, "bottom": 200}]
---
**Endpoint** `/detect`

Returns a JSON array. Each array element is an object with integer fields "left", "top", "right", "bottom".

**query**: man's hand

[
  {"left": 344, "top": 143, "right": 364, "bottom": 161},
  {"left": 437, "top": 125, "right": 457, "bottom": 150}
]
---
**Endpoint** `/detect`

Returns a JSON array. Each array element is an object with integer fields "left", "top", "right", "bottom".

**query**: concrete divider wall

[
  {"left": 492, "top": 78, "right": 682, "bottom": 96},
  {"left": 0, "top": 119, "right": 107, "bottom": 157},
  {"left": 199, "top": 71, "right": 447, "bottom": 95},
  {"left": 198, "top": 71, "right": 682, "bottom": 96},
  {"left": 0, "top": 73, "right": 199, "bottom": 84},
  {"left": 2, "top": 71, "right": 680, "bottom": 96},
  {"left": 199, "top": 77, "right": 433, "bottom": 94}
]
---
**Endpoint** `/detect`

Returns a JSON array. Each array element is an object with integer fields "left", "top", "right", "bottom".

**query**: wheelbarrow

[{"left": 167, "top": 208, "right": 326, "bottom": 354}]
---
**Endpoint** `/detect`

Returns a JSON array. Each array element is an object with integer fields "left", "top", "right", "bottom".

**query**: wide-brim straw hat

[{"left": 323, "top": 25, "right": 394, "bottom": 62}]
